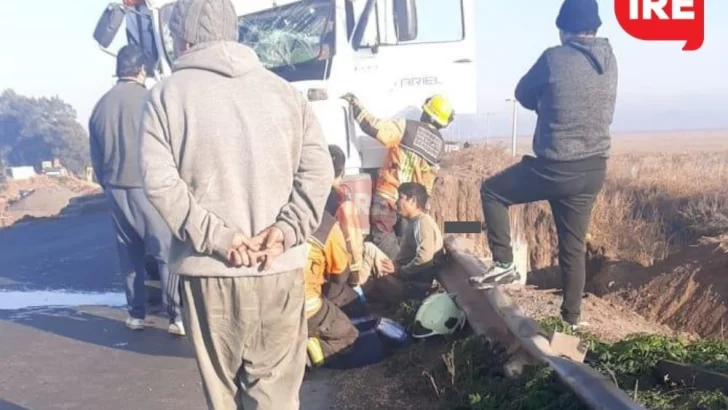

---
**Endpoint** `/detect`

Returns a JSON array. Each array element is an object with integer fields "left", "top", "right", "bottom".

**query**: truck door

[{"left": 349, "top": 0, "right": 476, "bottom": 168}]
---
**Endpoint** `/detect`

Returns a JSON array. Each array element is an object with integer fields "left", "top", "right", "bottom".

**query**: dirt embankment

[
  {"left": 588, "top": 243, "right": 728, "bottom": 339},
  {"left": 0, "top": 175, "right": 101, "bottom": 226},
  {"left": 428, "top": 145, "right": 728, "bottom": 339}
]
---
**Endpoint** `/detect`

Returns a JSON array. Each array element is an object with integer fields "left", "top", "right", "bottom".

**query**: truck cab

[{"left": 93, "top": 0, "right": 476, "bottom": 233}]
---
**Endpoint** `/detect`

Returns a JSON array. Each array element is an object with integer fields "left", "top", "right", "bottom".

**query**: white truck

[{"left": 93, "top": 0, "right": 477, "bottom": 233}]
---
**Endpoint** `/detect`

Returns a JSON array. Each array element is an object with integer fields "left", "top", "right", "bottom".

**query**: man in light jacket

[{"left": 137, "top": 0, "right": 333, "bottom": 408}]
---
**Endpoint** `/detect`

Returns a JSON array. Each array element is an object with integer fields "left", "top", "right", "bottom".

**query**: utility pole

[
  {"left": 505, "top": 98, "right": 518, "bottom": 156},
  {"left": 483, "top": 112, "right": 495, "bottom": 145}
]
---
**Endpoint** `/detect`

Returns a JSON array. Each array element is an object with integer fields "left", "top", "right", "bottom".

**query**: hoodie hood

[
  {"left": 173, "top": 41, "right": 261, "bottom": 78},
  {"left": 565, "top": 37, "right": 614, "bottom": 75}
]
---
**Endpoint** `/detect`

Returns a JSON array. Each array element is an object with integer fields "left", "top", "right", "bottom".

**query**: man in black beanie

[{"left": 471, "top": 0, "right": 618, "bottom": 330}]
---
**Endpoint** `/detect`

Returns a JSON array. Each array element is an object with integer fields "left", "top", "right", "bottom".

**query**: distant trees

[{"left": 0, "top": 89, "right": 90, "bottom": 176}]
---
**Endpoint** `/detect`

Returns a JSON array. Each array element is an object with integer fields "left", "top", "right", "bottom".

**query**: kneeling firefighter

[
  {"left": 304, "top": 212, "right": 365, "bottom": 367},
  {"left": 341, "top": 93, "right": 455, "bottom": 260}
]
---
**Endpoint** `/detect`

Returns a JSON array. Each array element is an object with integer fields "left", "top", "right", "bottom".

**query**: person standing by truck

[
  {"left": 341, "top": 93, "right": 454, "bottom": 260},
  {"left": 469, "top": 0, "right": 618, "bottom": 331},
  {"left": 88, "top": 44, "right": 184, "bottom": 336},
  {"left": 138, "top": 0, "right": 333, "bottom": 408}
]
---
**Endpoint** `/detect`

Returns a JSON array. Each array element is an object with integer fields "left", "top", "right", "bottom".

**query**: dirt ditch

[
  {"left": 428, "top": 146, "right": 728, "bottom": 341},
  {"left": 588, "top": 243, "right": 728, "bottom": 340},
  {"left": 329, "top": 145, "right": 728, "bottom": 408}
]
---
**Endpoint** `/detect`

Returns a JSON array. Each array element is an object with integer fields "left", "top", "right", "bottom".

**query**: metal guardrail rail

[{"left": 437, "top": 236, "right": 647, "bottom": 410}]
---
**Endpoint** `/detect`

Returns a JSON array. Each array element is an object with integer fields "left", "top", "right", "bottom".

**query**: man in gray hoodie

[
  {"left": 138, "top": 0, "right": 333, "bottom": 408},
  {"left": 470, "top": 0, "right": 618, "bottom": 330},
  {"left": 88, "top": 44, "right": 184, "bottom": 336}
]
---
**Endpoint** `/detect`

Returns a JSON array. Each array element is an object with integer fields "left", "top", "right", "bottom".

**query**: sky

[{"left": 0, "top": 0, "right": 725, "bottom": 138}]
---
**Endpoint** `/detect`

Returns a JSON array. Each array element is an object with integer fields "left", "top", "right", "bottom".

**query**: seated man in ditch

[
  {"left": 359, "top": 182, "right": 444, "bottom": 306},
  {"left": 304, "top": 211, "right": 362, "bottom": 367}
]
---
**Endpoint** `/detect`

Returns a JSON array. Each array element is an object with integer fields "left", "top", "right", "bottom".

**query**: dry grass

[
  {"left": 432, "top": 134, "right": 728, "bottom": 270},
  {"left": 591, "top": 152, "right": 728, "bottom": 263},
  {"left": 699, "top": 234, "right": 728, "bottom": 254}
]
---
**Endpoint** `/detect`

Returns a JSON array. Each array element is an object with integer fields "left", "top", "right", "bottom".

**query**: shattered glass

[
  {"left": 239, "top": 0, "right": 335, "bottom": 69},
  {"left": 159, "top": 0, "right": 335, "bottom": 69}
]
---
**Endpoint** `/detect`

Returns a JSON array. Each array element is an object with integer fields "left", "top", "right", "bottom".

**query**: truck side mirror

[
  {"left": 393, "top": 0, "right": 418, "bottom": 42},
  {"left": 93, "top": 3, "right": 126, "bottom": 49}
]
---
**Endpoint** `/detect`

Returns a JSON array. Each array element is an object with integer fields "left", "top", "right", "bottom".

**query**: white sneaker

[
  {"left": 468, "top": 261, "right": 520, "bottom": 289},
  {"left": 569, "top": 321, "right": 590, "bottom": 333},
  {"left": 168, "top": 321, "right": 186, "bottom": 337},
  {"left": 125, "top": 317, "right": 145, "bottom": 331}
]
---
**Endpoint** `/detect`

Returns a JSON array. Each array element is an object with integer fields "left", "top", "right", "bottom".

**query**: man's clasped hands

[{"left": 225, "top": 225, "right": 286, "bottom": 271}]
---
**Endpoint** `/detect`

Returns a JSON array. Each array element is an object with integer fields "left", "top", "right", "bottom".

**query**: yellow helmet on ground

[{"left": 422, "top": 94, "right": 454, "bottom": 127}]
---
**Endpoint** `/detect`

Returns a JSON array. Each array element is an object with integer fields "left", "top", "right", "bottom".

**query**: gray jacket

[
  {"left": 88, "top": 80, "right": 148, "bottom": 188},
  {"left": 138, "top": 41, "right": 333, "bottom": 278},
  {"left": 515, "top": 37, "right": 618, "bottom": 162}
]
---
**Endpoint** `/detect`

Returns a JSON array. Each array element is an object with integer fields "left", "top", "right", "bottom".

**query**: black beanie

[{"left": 556, "top": 0, "right": 602, "bottom": 34}]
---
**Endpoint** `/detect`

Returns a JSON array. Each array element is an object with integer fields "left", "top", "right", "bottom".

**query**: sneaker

[
  {"left": 125, "top": 317, "right": 145, "bottom": 331},
  {"left": 569, "top": 321, "right": 590, "bottom": 333},
  {"left": 168, "top": 321, "right": 186, "bottom": 337},
  {"left": 468, "top": 261, "right": 520, "bottom": 289}
]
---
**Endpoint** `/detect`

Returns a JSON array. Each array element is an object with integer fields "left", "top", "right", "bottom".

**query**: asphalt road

[
  {"left": 0, "top": 212, "right": 333, "bottom": 410},
  {"left": 0, "top": 213, "right": 122, "bottom": 292}
]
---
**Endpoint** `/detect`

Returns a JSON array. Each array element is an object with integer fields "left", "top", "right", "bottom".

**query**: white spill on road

[{"left": 0, "top": 290, "right": 126, "bottom": 310}]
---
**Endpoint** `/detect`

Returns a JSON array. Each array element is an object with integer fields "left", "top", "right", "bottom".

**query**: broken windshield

[
  {"left": 238, "top": 0, "right": 335, "bottom": 69},
  {"left": 160, "top": 0, "right": 335, "bottom": 70}
]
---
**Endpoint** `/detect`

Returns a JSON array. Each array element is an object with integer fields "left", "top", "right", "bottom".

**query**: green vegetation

[
  {"left": 392, "top": 313, "right": 728, "bottom": 410},
  {"left": 0, "top": 89, "right": 90, "bottom": 175},
  {"left": 539, "top": 317, "right": 728, "bottom": 409}
]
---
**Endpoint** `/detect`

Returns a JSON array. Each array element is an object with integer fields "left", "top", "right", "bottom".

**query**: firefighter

[
  {"left": 304, "top": 211, "right": 361, "bottom": 367},
  {"left": 341, "top": 93, "right": 454, "bottom": 260},
  {"left": 326, "top": 145, "right": 364, "bottom": 284}
]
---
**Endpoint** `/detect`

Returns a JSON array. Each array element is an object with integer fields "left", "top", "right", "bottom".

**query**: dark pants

[
  {"left": 106, "top": 187, "right": 181, "bottom": 322},
  {"left": 480, "top": 155, "right": 606, "bottom": 325},
  {"left": 307, "top": 298, "right": 359, "bottom": 362},
  {"left": 375, "top": 275, "right": 433, "bottom": 306},
  {"left": 323, "top": 281, "right": 369, "bottom": 319}
]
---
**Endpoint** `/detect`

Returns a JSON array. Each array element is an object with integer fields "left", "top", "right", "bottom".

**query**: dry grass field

[
  {"left": 430, "top": 129, "right": 728, "bottom": 338},
  {"left": 485, "top": 129, "right": 728, "bottom": 155}
]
